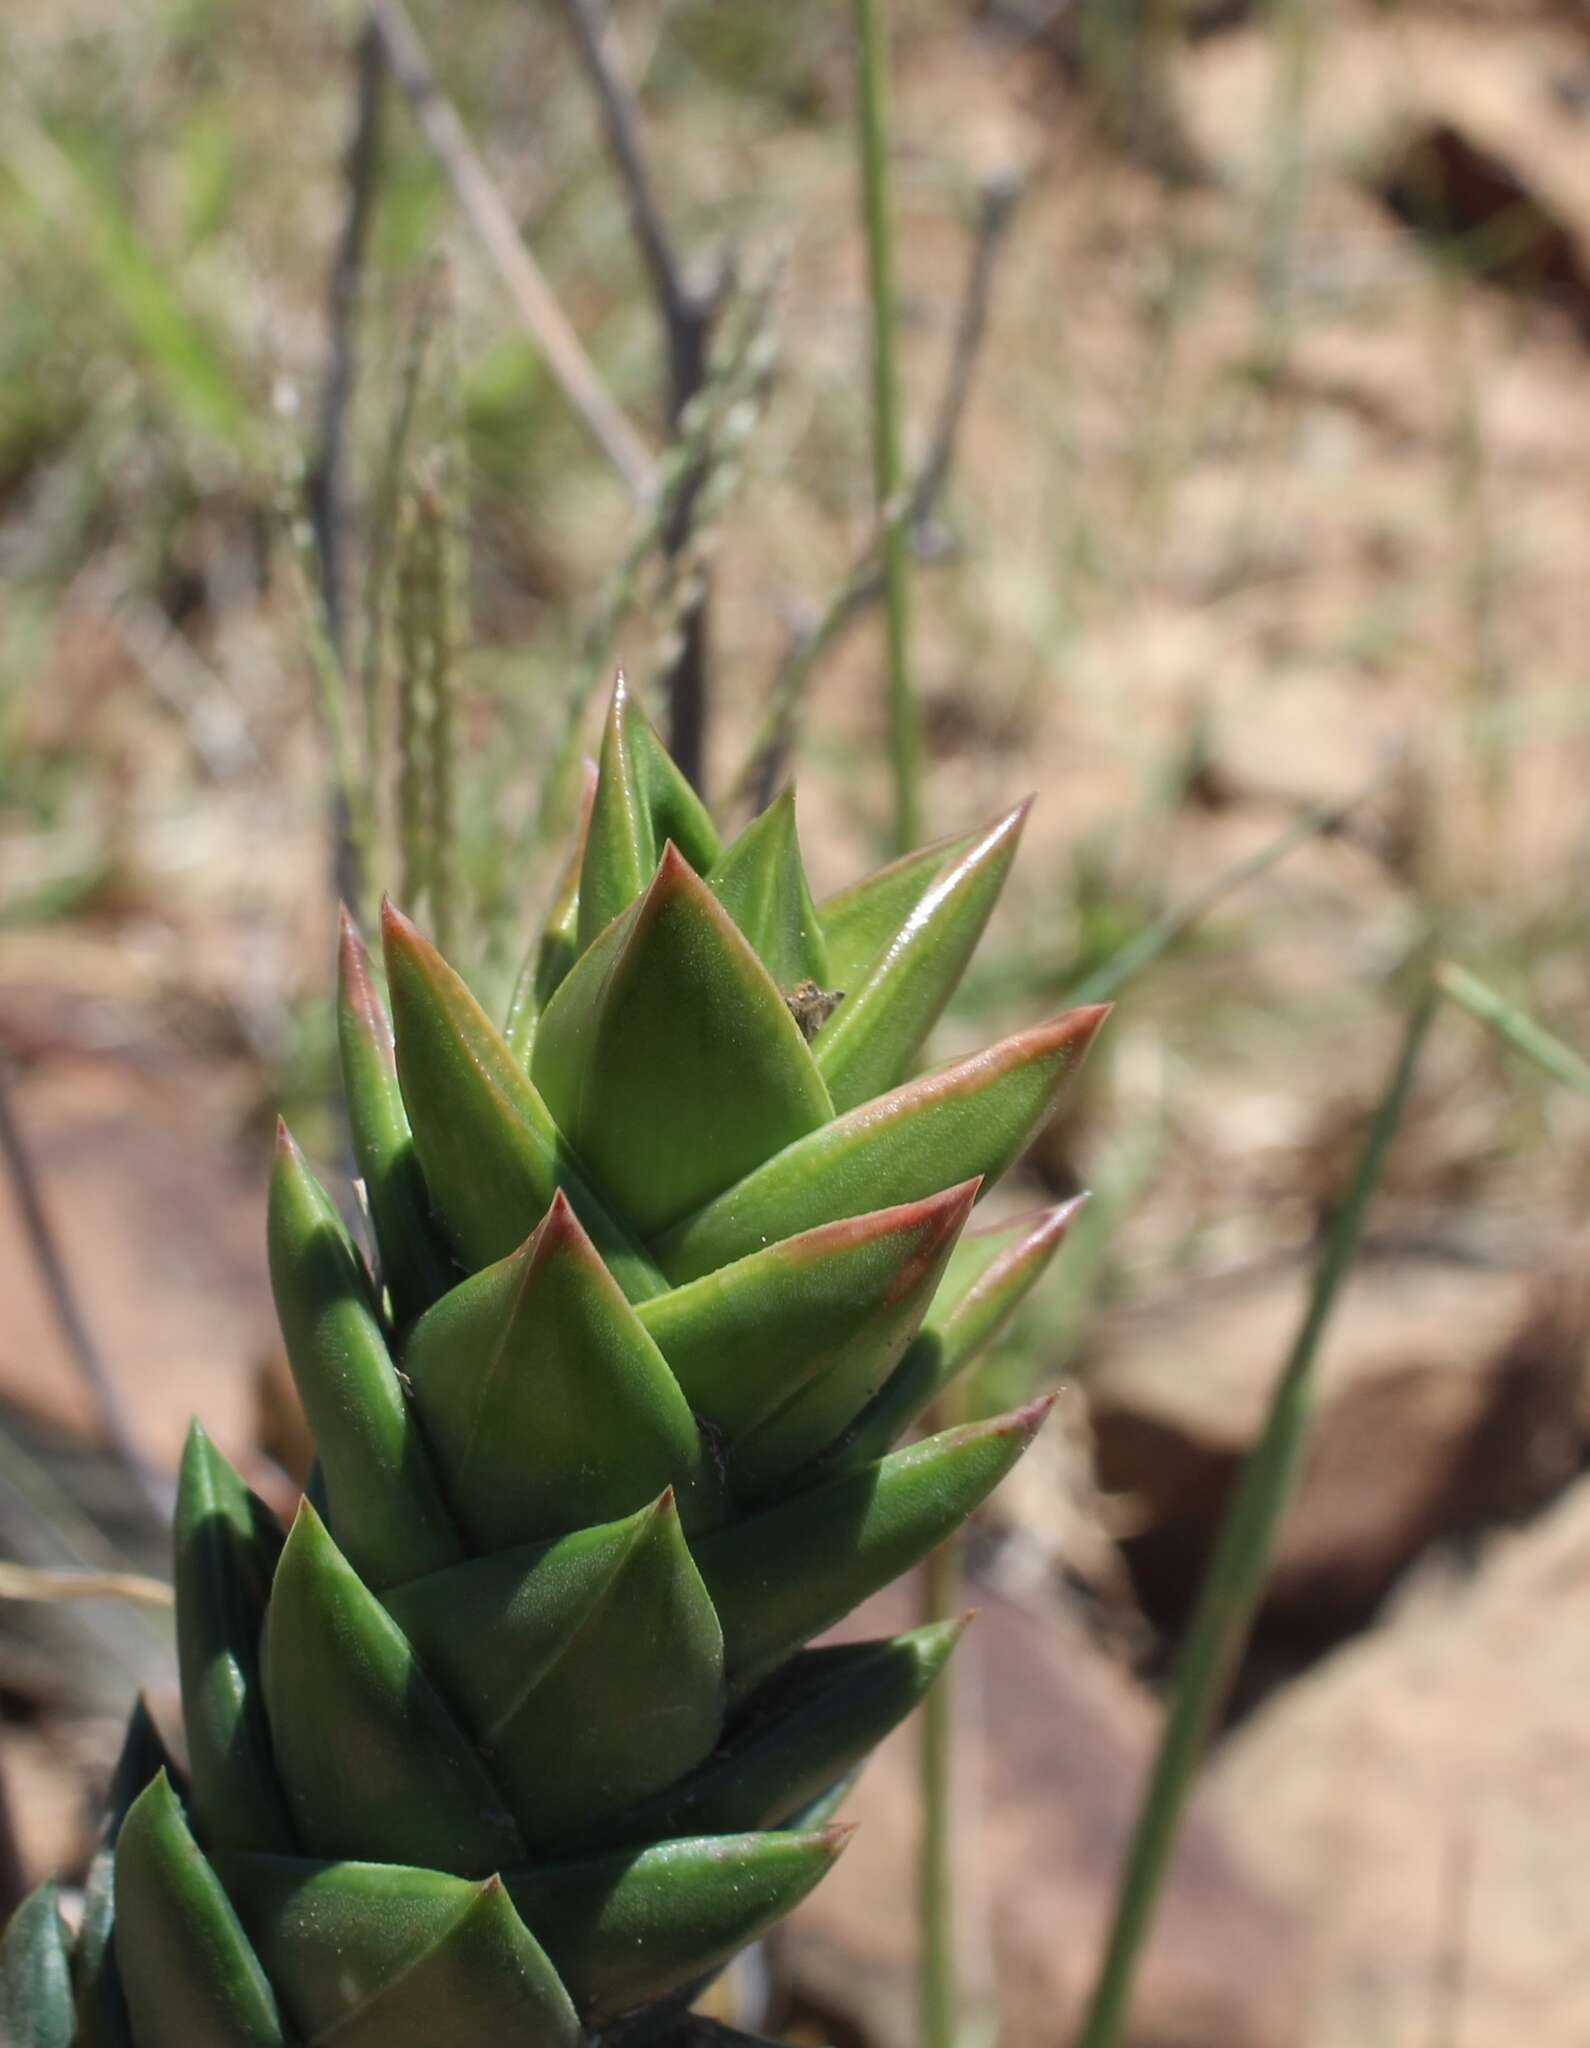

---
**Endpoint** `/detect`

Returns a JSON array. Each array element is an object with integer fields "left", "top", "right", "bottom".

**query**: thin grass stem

[
  {"left": 919, "top": 1462, "right": 960, "bottom": 2048},
  {"left": 851, "top": 0, "right": 919, "bottom": 854},
  {"left": 1436, "top": 963, "right": 1590, "bottom": 1101},
  {"left": 1073, "top": 990, "right": 1437, "bottom": 2048}
]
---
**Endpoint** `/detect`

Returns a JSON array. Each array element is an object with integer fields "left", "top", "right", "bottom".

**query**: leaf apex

[
  {"left": 1004, "top": 1391, "right": 1059, "bottom": 1439},
  {"left": 535, "top": 1185, "right": 585, "bottom": 1250},
  {"left": 652, "top": 837, "right": 697, "bottom": 891}
]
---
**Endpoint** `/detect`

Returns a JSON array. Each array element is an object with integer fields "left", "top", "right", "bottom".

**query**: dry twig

[
  {"left": 734, "top": 176, "right": 1023, "bottom": 811},
  {"left": 556, "top": 0, "right": 718, "bottom": 787},
  {"left": 0, "top": 1067, "right": 167, "bottom": 1521},
  {"left": 311, "top": 16, "right": 389, "bottom": 919},
  {"left": 369, "top": 0, "right": 658, "bottom": 502}
]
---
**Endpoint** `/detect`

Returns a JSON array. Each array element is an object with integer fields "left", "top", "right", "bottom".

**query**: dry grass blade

[
  {"left": 367, "top": 0, "right": 658, "bottom": 502},
  {"left": 0, "top": 1564, "right": 173, "bottom": 1610}
]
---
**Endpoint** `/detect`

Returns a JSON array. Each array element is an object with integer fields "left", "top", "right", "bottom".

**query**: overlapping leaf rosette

[{"left": 0, "top": 681, "right": 1106, "bottom": 2047}]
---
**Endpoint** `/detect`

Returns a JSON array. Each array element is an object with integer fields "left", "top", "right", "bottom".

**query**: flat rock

[
  {"left": 0, "top": 1044, "right": 276, "bottom": 1475},
  {"left": 1087, "top": 1252, "right": 1590, "bottom": 1636},
  {"left": 1209, "top": 1474, "right": 1590, "bottom": 2046},
  {"left": 775, "top": 1580, "right": 1304, "bottom": 2048}
]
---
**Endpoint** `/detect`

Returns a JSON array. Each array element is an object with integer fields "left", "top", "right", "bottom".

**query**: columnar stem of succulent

[{"left": 0, "top": 676, "right": 1105, "bottom": 2048}]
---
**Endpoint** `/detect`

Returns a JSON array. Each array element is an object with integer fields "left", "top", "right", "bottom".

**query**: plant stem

[
  {"left": 851, "top": 0, "right": 919, "bottom": 853},
  {"left": 918, "top": 1537, "right": 958, "bottom": 2048},
  {"left": 1073, "top": 991, "right": 1436, "bottom": 2048},
  {"left": 1437, "top": 962, "right": 1590, "bottom": 1101}
]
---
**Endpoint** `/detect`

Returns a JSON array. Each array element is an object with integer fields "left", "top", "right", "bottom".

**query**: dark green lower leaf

[
  {"left": 0, "top": 1883, "right": 74, "bottom": 2048},
  {"left": 505, "top": 1827, "right": 849, "bottom": 2022},
  {"left": 113, "top": 1774, "right": 287, "bottom": 2047},
  {"left": 217, "top": 1855, "right": 579, "bottom": 2048}
]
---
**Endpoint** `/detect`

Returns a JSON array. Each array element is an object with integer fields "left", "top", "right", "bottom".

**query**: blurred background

[{"left": 6, "top": 0, "right": 1590, "bottom": 2041}]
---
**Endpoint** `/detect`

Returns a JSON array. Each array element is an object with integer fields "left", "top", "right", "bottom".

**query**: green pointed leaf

[
  {"left": 505, "top": 1826, "right": 851, "bottom": 2021},
  {"left": 0, "top": 1883, "right": 73, "bottom": 2048},
  {"left": 822, "top": 1196, "right": 1086, "bottom": 1473},
  {"left": 383, "top": 899, "right": 665, "bottom": 1302},
  {"left": 706, "top": 787, "right": 830, "bottom": 990},
  {"left": 384, "top": 1492, "right": 724, "bottom": 1847},
  {"left": 577, "top": 672, "right": 722, "bottom": 950},
  {"left": 74, "top": 1700, "right": 174, "bottom": 2048},
  {"left": 815, "top": 800, "right": 1028, "bottom": 1111},
  {"left": 406, "top": 1192, "right": 714, "bottom": 1547},
  {"left": 337, "top": 907, "right": 456, "bottom": 1326},
  {"left": 505, "top": 758, "right": 598, "bottom": 1062},
  {"left": 216, "top": 1858, "right": 579, "bottom": 2048},
  {"left": 657, "top": 1007, "right": 1109, "bottom": 1283},
  {"left": 639, "top": 1182, "right": 978, "bottom": 1503},
  {"left": 573, "top": 1620, "right": 964, "bottom": 1851},
  {"left": 816, "top": 820, "right": 989, "bottom": 989},
  {"left": 174, "top": 1426, "right": 294, "bottom": 1856},
  {"left": 267, "top": 1125, "right": 463, "bottom": 1590},
  {"left": 534, "top": 845, "right": 834, "bottom": 1239},
  {"left": 694, "top": 1399, "right": 1052, "bottom": 1685},
  {"left": 261, "top": 1504, "right": 524, "bottom": 1877},
  {"left": 114, "top": 1774, "right": 286, "bottom": 2048}
]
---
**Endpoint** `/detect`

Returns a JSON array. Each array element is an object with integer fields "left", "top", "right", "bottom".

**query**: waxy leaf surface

[
  {"left": 505, "top": 1827, "right": 849, "bottom": 2021},
  {"left": 639, "top": 1183, "right": 977, "bottom": 1501},
  {"left": 262, "top": 1505, "right": 523, "bottom": 1877},
  {"left": 573, "top": 1620, "right": 963, "bottom": 1850},
  {"left": 535, "top": 845, "right": 833, "bottom": 1238},
  {"left": 0, "top": 1884, "right": 73, "bottom": 2048},
  {"left": 337, "top": 909, "right": 455, "bottom": 1325},
  {"left": 815, "top": 820, "right": 988, "bottom": 989},
  {"left": 405, "top": 1192, "right": 712, "bottom": 1548},
  {"left": 218, "top": 1858, "right": 579, "bottom": 2048},
  {"left": 707, "top": 788, "right": 830, "bottom": 991},
  {"left": 815, "top": 800, "right": 1027, "bottom": 1111},
  {"left": 656, "top": 1008, "right": 1108, "bottom": 1283},
  {"left": 506, "top": 758, "right": 597, "bottom": 1061},
  {"left": 577, "top": 674, "right": 722, "bottom": 950},
  {"left": 267, "top": 1126, "right": 462, "bottom": 1590},
  {"left": 384, "top": 901, "right": 663, "bottom": 1300},
  {"left": 173, "top": 1426, "right": 293, "bottom": 1856},
  {"left": 113, "top": 1775, "right": 285, "bottom": 2048},
  {"left": 74, "top": 1699, "right": 174, "bottom": 2048},
  {"left": 386, "top": 1492, "right": 723, "bottom": 1846},
  {"left": 824, "top": 1196, "right": 1084, "bottom": 1472},
  {"left": 694, "top": 1400, "right": 1051, "bottom": 1684}
]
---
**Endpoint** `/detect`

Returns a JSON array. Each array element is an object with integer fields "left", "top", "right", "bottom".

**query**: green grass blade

[
  {"left": 1436, "top": 962, "right": 1590, "bottom": 1101},
  {"left": 1061, "top": 773, "right": 1391, "bottom": 1010},
  {"left": 1072, "top": 990, "right": 1436, "bottom": 2048},
  {"left": 850, "top": 0, "right": 918, "bottom": 854},
  {"left": 5, "top": 112, "right": 253, "bottom": 456}
]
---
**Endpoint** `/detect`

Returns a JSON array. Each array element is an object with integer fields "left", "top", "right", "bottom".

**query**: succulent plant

[{"left": 0, "top": 678, "right": 1105, "bottom": 2047}]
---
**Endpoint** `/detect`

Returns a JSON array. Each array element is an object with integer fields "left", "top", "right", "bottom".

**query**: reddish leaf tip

[
  {"left": 273, "top": 1117, "right": 300, "bottom": 1161},
  {"left": 1025, "top": 1190, "right": 1090, "bottom": 1254},
  {"left": 651, "top": 837, "right": 696, "bottom": 890},
  {"left": 380, "top": 894, "right": 416, "bottom": 940},
  {"left": 1006, "top": 1392, "right": 1059, "bottom": 1438},
  {"left": 526, "top": 1187, "right": 597, "bottom": 1268},
  {"left": 818, "top": 1822, "right": 859, "bottom": 1855},
  {"left": 937, "top": 1176, "right": 983, "bottom": 1234}
]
